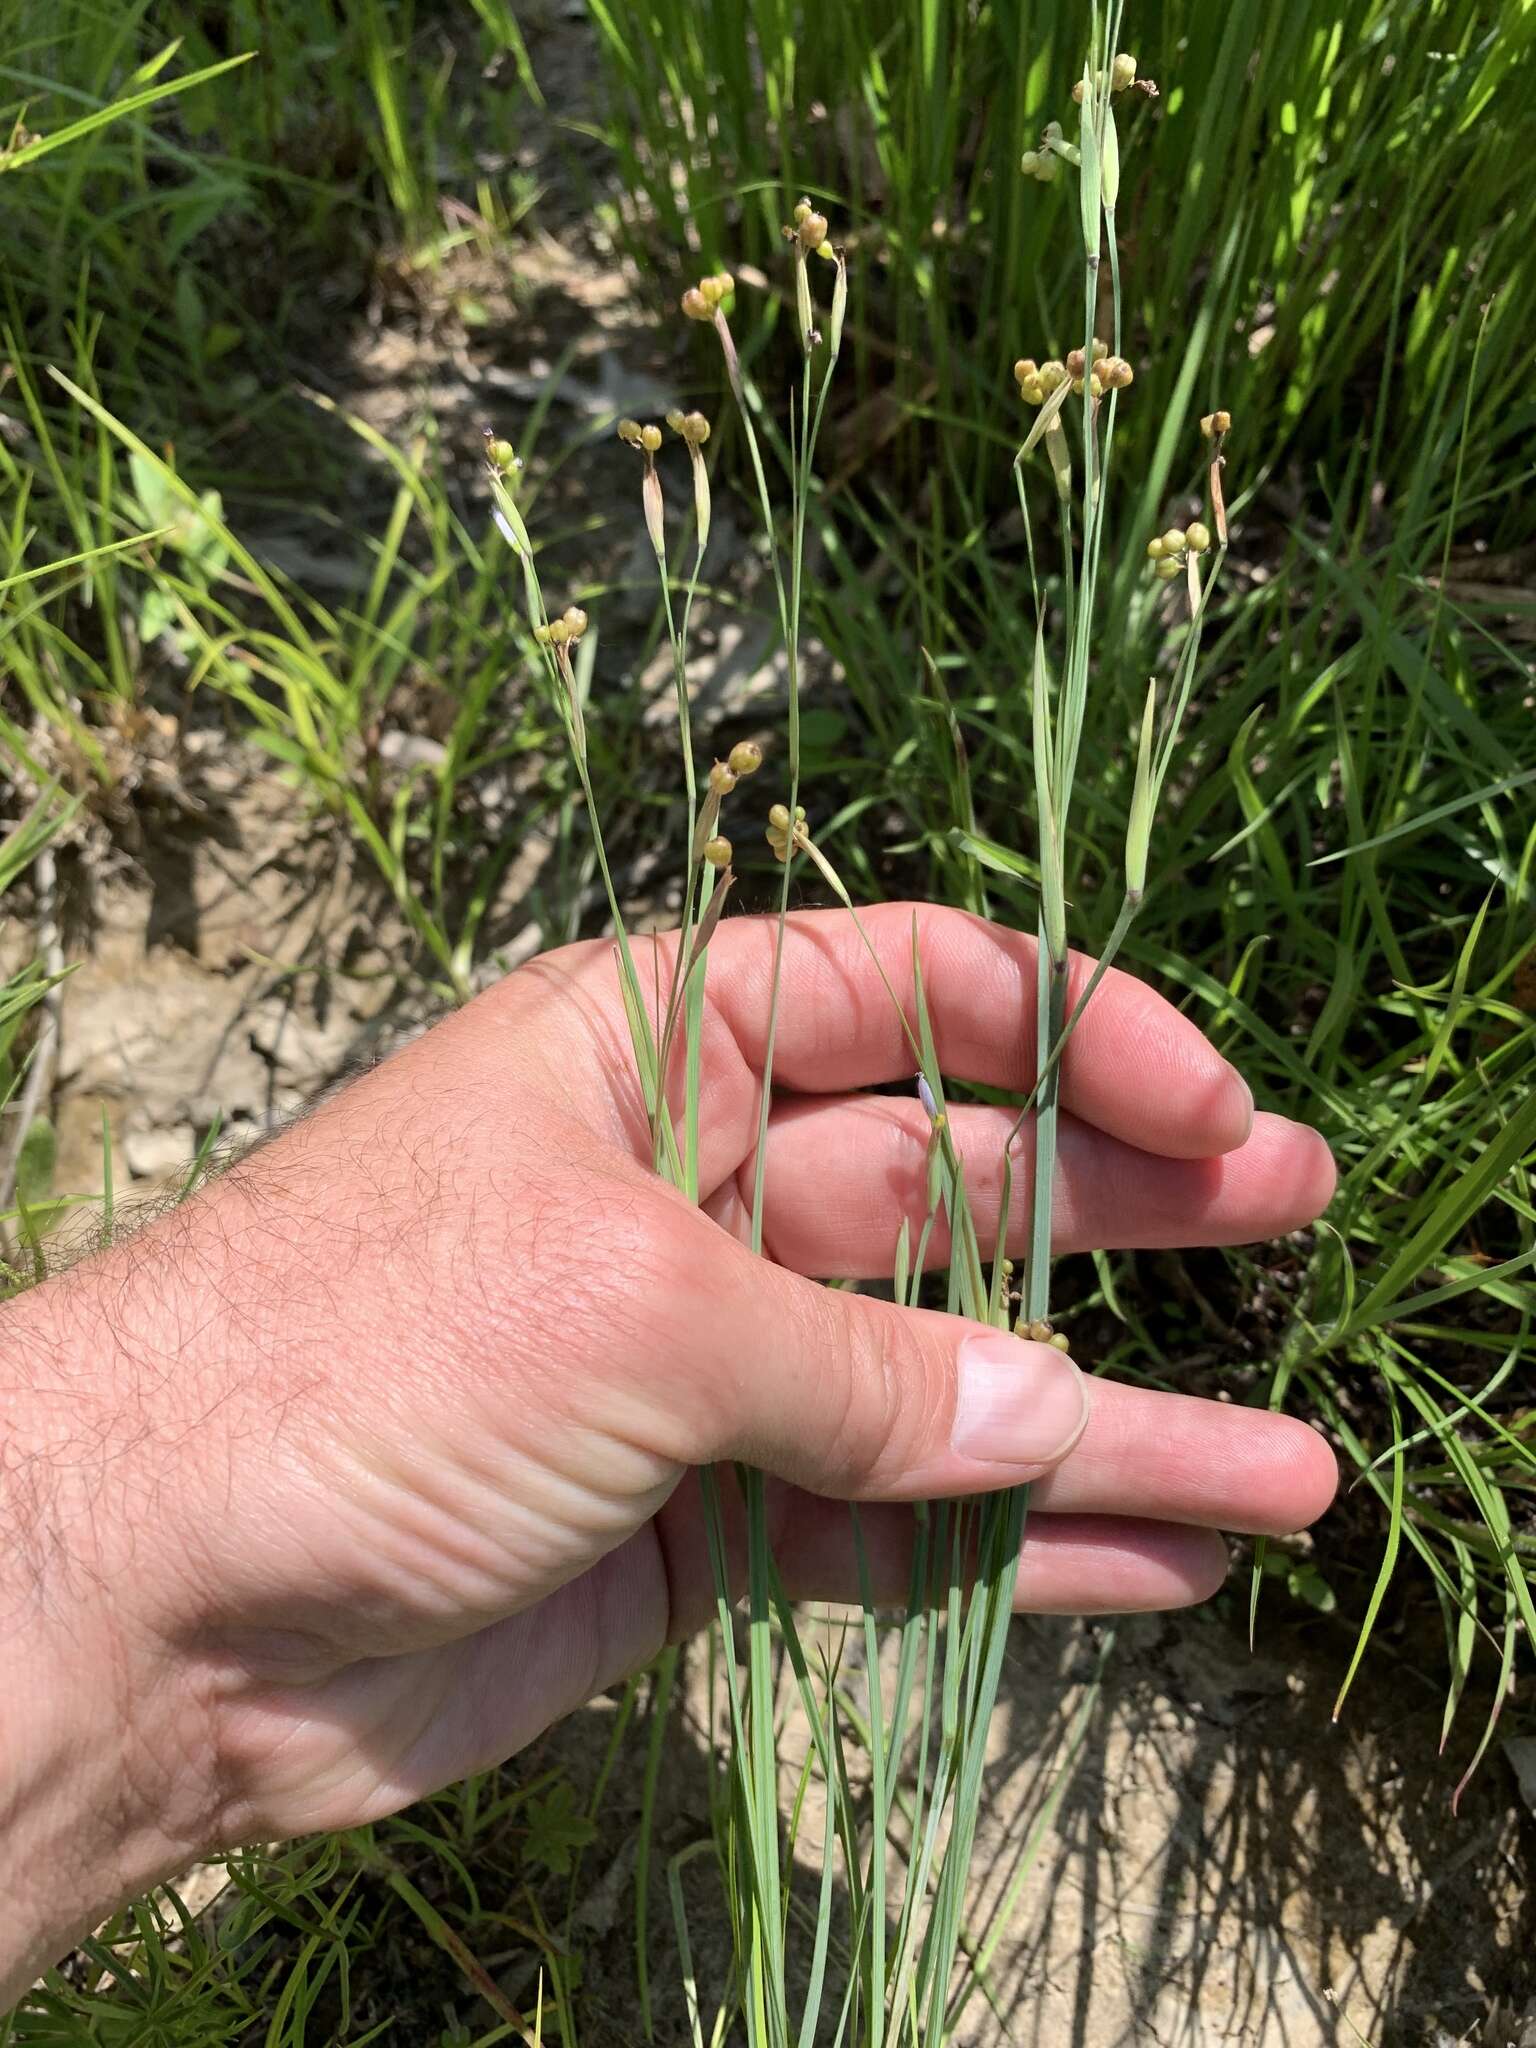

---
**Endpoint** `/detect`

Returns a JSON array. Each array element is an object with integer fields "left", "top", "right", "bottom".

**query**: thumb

[{"left": 670, "top": 1226, "right": 1090, "bottom": 1501}]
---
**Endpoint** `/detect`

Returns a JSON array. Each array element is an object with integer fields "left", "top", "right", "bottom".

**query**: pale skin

[{"left": 0, "top": 904, "right": 1338, "bottom": 2003}]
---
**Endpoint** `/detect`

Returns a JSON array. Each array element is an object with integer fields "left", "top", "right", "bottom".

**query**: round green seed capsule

[{"left": 1185, "top": 521, "right": 1212, "bottom": 554}]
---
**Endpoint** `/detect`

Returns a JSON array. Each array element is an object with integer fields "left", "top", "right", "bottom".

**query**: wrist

[{"left": 0, "top": 1274, "right": 222, "bottom": 2007}]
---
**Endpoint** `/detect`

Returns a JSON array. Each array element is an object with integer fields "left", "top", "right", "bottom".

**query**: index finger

[{"left": 704, "top": 902, "right": 1253, "bottom": 1159}]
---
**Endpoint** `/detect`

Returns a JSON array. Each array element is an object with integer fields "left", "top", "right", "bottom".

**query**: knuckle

[{"left": 824, "top": 1298, "right": 947, "bottom": 1492}]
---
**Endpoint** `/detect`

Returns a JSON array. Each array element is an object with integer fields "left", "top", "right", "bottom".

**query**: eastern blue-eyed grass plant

[{"left": 487, "top": 13, "right": 1236, "bottom": 2036}]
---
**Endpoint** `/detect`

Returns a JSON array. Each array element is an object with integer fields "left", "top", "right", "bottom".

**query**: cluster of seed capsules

[
  {"left": 1013, "top": 336, "right": 1134, "bottom": 406},
  {"left": 617, "top": 411, "right": 712, "bottom": 454},
  {"left": 764, "top": 802, "right": 806, "bottom": 865},
  {"left": 786, "top": 197, "right": 831, "bottom": 252},
  {"left": 994, "top": 1262, "right": 1077, "bottom": 1354},
  {"left": 680, "top": 272, "right": 736, "bottom": 322},
  {"left": 483, "top": 432, "right": 521, "bottom": 475},
  {"left": 1019, "top": 54, "right": 1149, "bottom": 182},
  {"left": 1073, "top": 50, "right": 1141, "bottom": 101},
  {"left": 533, "top": 605, "right": 589, "bottom": 649},
  {"left": 698, "top": 740, "right": 764, "bottom": 870},
  {"left": 1145, "top": 522, "right": 1212, "bottom": 582}
]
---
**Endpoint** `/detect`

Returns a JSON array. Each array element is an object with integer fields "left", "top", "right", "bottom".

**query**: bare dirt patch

[{"left": 548, "top": 1605, "right": 1532, "bottom": 2048}]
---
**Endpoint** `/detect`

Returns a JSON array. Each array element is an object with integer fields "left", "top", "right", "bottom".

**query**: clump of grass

[
  {"left": 593, "top": 0, "right": 1536, "bottom": 1768},
  {"left": 485, "top": 10, "right": 1251, "bottom": 2039}
]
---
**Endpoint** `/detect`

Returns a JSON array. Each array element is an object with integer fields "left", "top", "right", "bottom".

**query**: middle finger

[{"left": 705, "top": 1095, "right": 1336, "bottom": 1276}]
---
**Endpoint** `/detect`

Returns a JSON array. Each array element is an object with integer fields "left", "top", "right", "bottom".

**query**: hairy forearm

[
  {"left": 0, "top": 1071, "right": 503, "bottom": 2002},
  {"left": 0, "top": 1262, "right": 223, "bottom": 2007}
]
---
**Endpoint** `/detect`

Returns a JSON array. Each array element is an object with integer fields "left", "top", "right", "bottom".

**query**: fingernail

[
  {"left": 952, "top": 1333, "right": 1089, "bottom": 1468},
  {"left": 1226, "top": 1063, "right": 1255, "bottom": 1133}
]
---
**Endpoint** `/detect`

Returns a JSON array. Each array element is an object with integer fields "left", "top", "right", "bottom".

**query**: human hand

[{"left": 0, "top": 905, "right": 1336, "bottom": 1995}]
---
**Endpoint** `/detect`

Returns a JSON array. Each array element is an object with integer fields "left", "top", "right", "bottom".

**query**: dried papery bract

[
  {"left": 666, "top": 407, "right": 713, "bottom": 552},
  {"left": 618, "top": 417, "right": 667, "bottom": 559}
]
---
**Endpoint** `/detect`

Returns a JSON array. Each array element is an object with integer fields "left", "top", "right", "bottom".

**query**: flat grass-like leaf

[{"left": 1346, "top": 1092, "right": 1536, "bottom": 1336}]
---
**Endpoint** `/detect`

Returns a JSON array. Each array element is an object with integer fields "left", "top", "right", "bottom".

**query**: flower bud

[
  {"left": 728, "top": 739, "right": 763, "bottom": 778},
  {"left": 1146, "top": 536, "right": 1165, "bottom": 560},
  {"left": 683, "top": 410, "right": 710, "bottom": 444},
  {"left": 484, "top": 434, "right": 516, "bottom": 471},
  {"left": 1161, "top": 527, "right": 1186, "bottom": 555},
  {"left": 666, "top": 408, "right": 686, "bottom": 433},
  {"left": 768, "top": 802, "right": 791, "bottom": 831},
  {"left": 797, "top": 210, "right": 829, "bottom": 251},
  {"left": 1066, "top": 348, "right": 1086, "bottom": 377},
  {"left": 1048, "top": 1331, "right": 1074, "bottom": 1353},
  {"left": 1200, "top": 409, "right": 1232, "bottom": 438},
  {"left": 1071, "top": 375, "right": 1085, "bottom": 395},
  {"left": 1039, "top": 360, "right": 1066, "bottom": 393},
  {"left": 681, "top": 286, "right": 711, "bottom": 321},
  {"left": 1184, "top": 521, "right": 1212, "bottom": 554},
  {"left": 548, "top": 617, "right": 571, "bottom": 645},
  {"left": 1111, "top": 52, "right": 1137, "bottom": 91},
  {"left": 704, "top": 836, "right": 733, "bottom": 869},
  {"left": 1102, "top": 356, "right": 1134, "bottom": 389},
  {"left": 533, "top": 622, "right": 553, "bottom": 645},
  {"left": 793, "top": 198, "right": 812, "bottom": 225},
  {"left": 1035, "top": 152, "right": 1059, "bottom": 182},
  {"left": 1088, "top": 371, "right": 1103, "bottom": 398},
  {"left": 562, "top": 605, "right": 589, "bottom": 639},
  {"left": 1071, "top": 79, "right": 1086, "bottom": 103},
  {"left": 618, "top": 418, "right": 645, "bottom": 447},
  {"left": 1019, "top": 374, "right": 1044, "bottom": 405},
  {"left": 1020, "top": 148, "right": 1041, "bottom": 175},
  {"left": 1013, "top": 356, "right": 1038, "bottom": 383},
  {"left": 1091, "top": 337, "right": 1109, "bottom": 363},
  {"left": 1154, "top": 556, "right": 1182, "bottom": 582},
  {"left": 640, "top": 423, "right": 662, "bottom": 453},
  {"left": 708, "top": 759, "right": 737, "bottom": 796}
]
